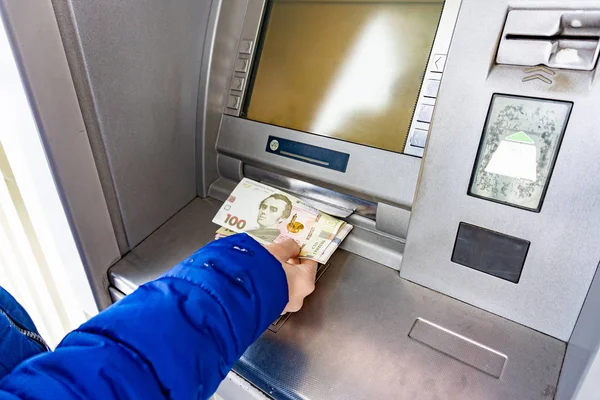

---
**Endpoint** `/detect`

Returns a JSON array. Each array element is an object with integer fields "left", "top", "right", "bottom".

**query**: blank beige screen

[{"left": 246, "top": 0, "right": 443, "bottom": 153}]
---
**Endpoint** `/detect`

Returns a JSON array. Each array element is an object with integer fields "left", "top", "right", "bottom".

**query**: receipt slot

[{"left": 497, "top": 9, "right": 600, "bottom": 70}]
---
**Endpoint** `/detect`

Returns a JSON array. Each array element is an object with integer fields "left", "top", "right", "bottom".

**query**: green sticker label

[{"left": 505, "top": 131, "right": 535, "bottom": 145}]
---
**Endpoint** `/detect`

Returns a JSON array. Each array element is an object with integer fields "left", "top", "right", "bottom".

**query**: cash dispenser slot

[
  {"left": 243, "top": 165, "right": 376, "bottom": 220},
  {"left": 497, "top": 9, "right": 600, "bottom": 70},
  {"left": 237, "top": 166, "right": 409, "bottom": 269}
]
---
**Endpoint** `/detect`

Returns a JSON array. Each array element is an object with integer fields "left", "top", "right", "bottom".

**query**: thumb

[{"left": 266, "top": 239, "right": 301, "bottom": 262}]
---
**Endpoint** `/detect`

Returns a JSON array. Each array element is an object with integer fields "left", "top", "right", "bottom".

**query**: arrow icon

[
  {"left": 522, "top": 74, "right": 552, "bottom": 84},
  {"left": 435, "top": 57, "right": 443, "bottom": 69},
  {"left": 432, "top": 54, "right": 446, "bottom": 72},
  {"left": 522, "top": 65, "right": 555, "bottom": 84},
  {"left": 524, "top": 66, "right": 555, "bottom": 75}
]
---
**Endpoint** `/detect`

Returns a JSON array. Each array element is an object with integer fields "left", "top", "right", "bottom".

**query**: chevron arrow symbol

[
  {"left": 522, "top": 74, "right": 553, "bottom": 84},
  {"left": 524, "top": 66, "right": 555, "bottom": 75}
]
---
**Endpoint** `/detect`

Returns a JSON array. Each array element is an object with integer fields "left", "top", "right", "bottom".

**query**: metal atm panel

[
  {"left": 204, "top": 0, "right": 564, "bottom": 398},
  {"left": 217, "top": 116, "right": 421, "bottom": 209},
  {"left": 107, "top": 0, "right": 566, "bottom": 398},
  {"left": 222, "top": 0, "right": 461, "bottom": 158},
  {"left": 7, "top": 0, "right": 595, "bottom": 398},
  {"left": 401, "top": 0, "right": 600, "bottom": 342}
]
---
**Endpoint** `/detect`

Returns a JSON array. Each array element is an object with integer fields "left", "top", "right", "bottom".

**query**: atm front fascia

[{"left": 5, "top": 0, "right": 600, "bottom": 399}]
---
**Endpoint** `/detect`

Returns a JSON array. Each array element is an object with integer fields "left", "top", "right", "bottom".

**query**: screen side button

[
  {"left": 231, "top": 77, "right": 246, "bottom": 91},
  {"left": 423, "top": 79, "right": 441, "bottom": 98},
  {"left": 234, "top": 59, "right": 249, "bottom": 73},
  {"left": 227, "top": 95, "right": 241, "bottom": 110},
  {"left": 239, "top": 40, "right": 254, "bottom": 55},
  {"left": 410, "top": 129, "right": 429, "bottom": 148},
  {"left": 431, "top": 54, "right": 447, "bottom": 72},
  {"left": 416, "top": 104, "right": 434, "bottom": 123}
]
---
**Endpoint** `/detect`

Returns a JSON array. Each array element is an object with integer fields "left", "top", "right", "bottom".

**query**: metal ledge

[{"left": 109, "top": 197, "right": 565, "bottom": 400}]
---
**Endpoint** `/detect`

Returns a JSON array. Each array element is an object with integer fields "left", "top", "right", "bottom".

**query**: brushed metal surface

[
  {"left": 109, "top": 198, "right": 223, "bottom": 294},
  {"left": 236, "top": 251, "right": 564, "bottom": 400},
  {"left": 341, "top": 214, "right": 405, "bottom": 271},
  {"left": 376, "top": 202, "right": 411, "bottom": 239},
  {"left": 56, "top": 0, "right": 207, "bottom": 248},
  {"left": 244, "top": 165, "right": 377, "bottom": 220},
  {"left": 408, "top": 318, "right": 507, "bottom": 378},
  {"left": 51, "top": 0, "right": 129, "bottom": 255},
  {"left": 216, "top": 372, "right": 269, "bottom": 400},
  {"left": 401, "top": 0, "right": 600, "bottom": 341},
  {"left": 217, "top": 115, "right": 421, "bottom": 209},
  {"left": 109, "top": 199, "right": 565, "bottom": 400}
]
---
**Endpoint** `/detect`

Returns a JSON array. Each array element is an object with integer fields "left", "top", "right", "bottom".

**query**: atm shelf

[
  {"left": 109, "top": 197, "right": 565, "bottom": 400},
  {"left": 109, "top": 197, "right": 223, "bottom": 294}
]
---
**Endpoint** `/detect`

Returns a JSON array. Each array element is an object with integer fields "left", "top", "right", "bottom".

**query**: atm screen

[{"left": 245, "top": 0, "right": 444, "bottom": 153}]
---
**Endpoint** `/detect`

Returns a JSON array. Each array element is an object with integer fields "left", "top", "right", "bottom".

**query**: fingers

[
  {"left": 268, "top": 240, "right": 319, "bottom": 315},
  {"left": 290, "top": 259, "right": 318, "bottom": 312},
  {"left": 299, "top": 260, "right": 317, "bottom": 295},
  {"left": 283, "top": 299, "right": 304, "bottom": 314},
  {"left": 266, "top": 239, "right": 301, "bottom": 262},
  {"left": 299, "top": 258, "right": 318, "bottom": 275}
]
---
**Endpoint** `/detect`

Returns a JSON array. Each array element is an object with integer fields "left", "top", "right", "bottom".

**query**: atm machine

[{"left": 3, "top": 0, "right": 600, "bottom": 398}]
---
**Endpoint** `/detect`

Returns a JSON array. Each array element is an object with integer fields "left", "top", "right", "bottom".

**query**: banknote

[
  {"left": 212, "top": 178, "right": 352, "bottom": 263},
  {"left": 312, "top": 222, "right": 353, "bottom": 263},
  {"left": 215, "top": 218, "right": 351, "bottom": 262}
]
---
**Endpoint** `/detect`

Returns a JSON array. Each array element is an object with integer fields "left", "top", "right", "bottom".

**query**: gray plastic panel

[
  {"left": 57, "top": 0, "right": 209, "bottom": 247},
  {"left": 401, "top": 0, "right": 600, "bottom": 341},
  {"left": 217, "top": 116, "right": 421, "bottom": 208},
  {"left": 571, "top": 356, "right": 600, "bottom": 400}
]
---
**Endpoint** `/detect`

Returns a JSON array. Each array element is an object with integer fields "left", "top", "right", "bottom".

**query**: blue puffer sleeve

[
  {"left": 0, "top": 287, "right": 47, "bottom": 381},
  {"left": 0, "top": 234, "right": 288, "bottom": 400}
]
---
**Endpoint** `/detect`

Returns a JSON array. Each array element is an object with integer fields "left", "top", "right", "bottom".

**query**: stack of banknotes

[{"left": 212, "top": 178, "right": 352, "bottom": 264}]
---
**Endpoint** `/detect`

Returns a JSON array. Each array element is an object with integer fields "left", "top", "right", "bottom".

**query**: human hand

[{"left": 266, "top": 240, "right": 318, "bottom": 314}]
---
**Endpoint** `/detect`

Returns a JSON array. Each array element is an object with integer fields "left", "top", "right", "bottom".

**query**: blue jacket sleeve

[{"left": 0, "top": 234, "right": 288, "bottom": 400}]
